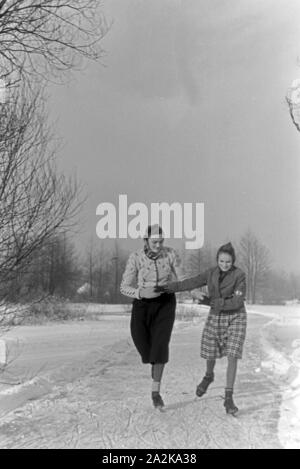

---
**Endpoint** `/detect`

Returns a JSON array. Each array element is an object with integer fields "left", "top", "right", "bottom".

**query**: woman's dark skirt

[{"left": 130, "top": 293, "right": 176, "bottom": 364}]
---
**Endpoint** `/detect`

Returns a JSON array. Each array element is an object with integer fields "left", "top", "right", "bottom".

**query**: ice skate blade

[
  {"left": 156, "top": 406, "right": 165, "bottom": 412},
  {"left": 226, "top": 409, "right": 238, "bottom": 417},
  {"left": 153, "top": 402, "right": 165, "bottom": 410}
]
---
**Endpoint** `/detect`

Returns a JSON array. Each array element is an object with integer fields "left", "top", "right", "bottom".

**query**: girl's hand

[
  {"left": 210, "top": 298, "right": 224, "bottom": 309},
  {"left": 198, "top": 295, "right": 211, "bottom": 306}
]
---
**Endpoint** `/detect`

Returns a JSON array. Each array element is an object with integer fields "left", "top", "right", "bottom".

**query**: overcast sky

[{"left": 49, "top": 0, "right": 300, "bottom": 272}]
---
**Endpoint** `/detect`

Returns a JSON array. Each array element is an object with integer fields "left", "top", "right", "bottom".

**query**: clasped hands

[
  {"left": 141, "top": 284, "right": 223, "bottom": 309},
  {"left": 138, "top": 283, "right": 179, "bottom": 298},
  {"left": 154, "top": 284, "right": 211, "bottom": 306},
  {"left": 191, "top": 290, "right": 211, "bottom": 306},
  {"left": 193, "top": 295, "right": 224, "bottom": 309},
  {"left": 138, "top": 287, "right": 162, "bottom": 299},
  {"left": 153, "top": 285, "right": 225, "bottom": 309}
]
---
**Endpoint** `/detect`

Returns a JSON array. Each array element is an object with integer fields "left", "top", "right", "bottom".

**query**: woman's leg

[
  {"left": 149, "top": 296, "right": 176, "bottom": 365},
  {"left": 130, "top": 300, "right": 151, "bottom": 363},
  {"left": 150, "top": 295, "right": 176, "bottom": 408},
  {"left": 151, "top": 363, "right": 165, "bottom": 408},
  {"left": 152, "top": 363, "right": 164, "bottom": 383},
  {"left": 151, "top": 363, "right": 164, "bottom": 391}
]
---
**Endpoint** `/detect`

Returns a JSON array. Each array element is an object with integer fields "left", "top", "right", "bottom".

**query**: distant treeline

[{"left": 2, "top": 229, "right": 299, "bottom": 306}]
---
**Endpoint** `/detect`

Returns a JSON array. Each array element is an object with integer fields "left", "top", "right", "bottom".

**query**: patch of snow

[
  {"left": 278, "top": 374, "right": 300, "bottom": 449},
  {"left": 0, "top": 377, "right": 41, "bottom": 396},
  {"left": 0, "top": 340, "right": 6, "bottom": 365},
  {"left": 252, "top": 306, "right": 300, "bottom": 449}
]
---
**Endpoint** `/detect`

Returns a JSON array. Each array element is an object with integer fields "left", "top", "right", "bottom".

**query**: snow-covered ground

[
  {"left": 247, "top": 304, "right": 300, "bottom": 449},
  {"left": 0, "top": 303, "right": 299, "bottom": 448}
]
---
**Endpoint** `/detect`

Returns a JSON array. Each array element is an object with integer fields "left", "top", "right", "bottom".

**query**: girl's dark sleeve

[{"left": 173, "top": 269, "right": 209, "bottom": 292}]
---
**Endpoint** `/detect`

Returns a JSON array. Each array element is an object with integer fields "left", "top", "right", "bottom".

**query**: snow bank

[
  {"left": 248, "top": 305, "right": 300, "bottom": 449},
  {"left": 278, "top": 336, "right": 300, "bottom": 449},
  {"left": 0, "top": 340, "right": 6, "bottom": 365},
  {"left": 68, "top": 302, "right": 209, "bottom": 319}
]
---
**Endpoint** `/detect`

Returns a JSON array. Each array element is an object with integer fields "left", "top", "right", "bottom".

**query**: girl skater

[
  {"left": 156, "top": 242, "right": 247, "bottom": 415},
  {"left": 120, "top": 224, "right": 185, "bottom": 409}
]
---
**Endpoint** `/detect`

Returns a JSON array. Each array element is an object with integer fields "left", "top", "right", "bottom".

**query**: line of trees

[
  {"left": 0, "top": 3, "right": 298, "bottom": 308},
  {"left": 0, "top": 1, "right": 108, "bottom": 310},
  {"left": 0, "top": 88, "right": 81, "bottom": 301},
  {"left": 3, "top": 228, "right": 298, "bottom": 306},
  {"left": 238, "top": 229, "right": 271, "bottom": 304}
]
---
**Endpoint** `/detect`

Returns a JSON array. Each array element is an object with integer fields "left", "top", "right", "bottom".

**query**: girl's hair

[{"left": 216, "top": 242, "right": 236, "bottom": 264}]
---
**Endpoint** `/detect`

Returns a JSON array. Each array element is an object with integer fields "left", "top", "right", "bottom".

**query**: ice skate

[
  {"left": 152, "top": 392, "right": 165, "bottom": 410},
  {"left": 196, "top": 373, "right": 214, "bottom": 397},
  {"left": 224, "top": 390, "right": 238, "bottom": 416}
]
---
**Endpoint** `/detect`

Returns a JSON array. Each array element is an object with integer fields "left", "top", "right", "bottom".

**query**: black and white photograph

[{"left": 0, "top": 0, "right": 300, "bottom": 452}]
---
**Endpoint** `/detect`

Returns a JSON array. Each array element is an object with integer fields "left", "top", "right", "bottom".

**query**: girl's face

[
  {"left": 218, "top": 252, "right": 233, "bottom": 272},
  {"left": 148, "top": 237, "right": 164, "bottom": 253}
]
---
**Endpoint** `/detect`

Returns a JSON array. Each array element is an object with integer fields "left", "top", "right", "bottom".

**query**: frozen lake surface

[{"left": 0, "top": 304, "right": 299, "bottom": 449}]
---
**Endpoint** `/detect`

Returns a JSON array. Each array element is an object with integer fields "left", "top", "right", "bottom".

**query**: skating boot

[
  {"left": 196, "top": 373, "right": 214, "bottom": 397},
  {"left": 224, "top": 389, "right": 238, "bottom": 416},
  {"left": 152, "top": 392, "right": 164, "bottom": 410}
]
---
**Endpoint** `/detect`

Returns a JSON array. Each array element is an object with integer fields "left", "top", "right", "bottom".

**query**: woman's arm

[
  {"left": 120, "top": 253, "right": 140, "bottom": 299},
  {"left": 169, "top": 249, "right": 186, "bottom": 281},
  {"left": 120, "top": 254, "right": 160, "bottom": 299}
]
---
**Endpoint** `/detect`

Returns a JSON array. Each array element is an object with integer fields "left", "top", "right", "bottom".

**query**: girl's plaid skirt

[{"left": 200, "top": 310, "right": 247, "bottom": 359}]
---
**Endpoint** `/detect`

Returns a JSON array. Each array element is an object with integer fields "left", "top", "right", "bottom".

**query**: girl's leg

[
  {"left": 196, "top": 359, "right": 216, "bottom": 397},
  {"left": 224, "top": 356, "right": 239, "bottom": 415},
  {"left": 226, "top": 356, "right": 238, "bottom": 389},
  {"left": 206, "top": 359, "right": 216, "bottom": 376}
]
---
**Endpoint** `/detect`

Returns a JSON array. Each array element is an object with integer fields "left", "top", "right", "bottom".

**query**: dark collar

[{"left": 218, "top": 266, "right": 236, "bottom": 287}]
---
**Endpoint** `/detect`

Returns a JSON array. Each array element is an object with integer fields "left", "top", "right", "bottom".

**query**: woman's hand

[{"left": 139, "top": 287, "right": 162, "bottom": 299}]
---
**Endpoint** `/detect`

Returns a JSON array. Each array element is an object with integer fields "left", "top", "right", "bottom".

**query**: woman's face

[
  {"left": 218, "top": 252, "right": 233, "bottom": 272},
  {"left": 148, "top": 237, "right": 164, "bottom": 253}
]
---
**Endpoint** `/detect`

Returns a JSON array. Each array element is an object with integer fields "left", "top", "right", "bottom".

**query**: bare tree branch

[
  {"left": 0, "top": 0, "right": 110, "bottom": 85},
  {"left": 238, "top": 229, "right": 271, "bottom": 304},
  {"left": 0, "top": 85, "right": 84, "bottom": 301}
]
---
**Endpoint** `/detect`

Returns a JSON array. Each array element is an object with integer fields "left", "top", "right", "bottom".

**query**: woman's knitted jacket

[{"left": 120, "top": 247, "right": 186, "bottom": 299}]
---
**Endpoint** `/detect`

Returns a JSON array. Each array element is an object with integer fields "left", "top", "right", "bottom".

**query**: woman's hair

[
  {"left": 144, "top": 224, "right": 164, "bottom": 239},
  {"left": 216, "top": 242, "right": 236, "bottom": 264}
]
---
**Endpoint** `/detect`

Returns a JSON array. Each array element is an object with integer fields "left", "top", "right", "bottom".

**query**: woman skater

[
  {"left": 120, "top": 224, "right": 184, "bottom": 409},
  {"left": 156, "top": 242, "right": 247, "bottom": 415}
]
